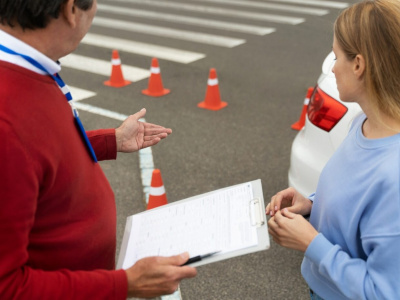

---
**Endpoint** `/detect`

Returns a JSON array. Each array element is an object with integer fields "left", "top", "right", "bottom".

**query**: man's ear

[
  {"left": 61, "top": 0, "right": 77, "bottom": 28},
  {"left": 353, "top": 54, "right": 365, "bottom": 79}
]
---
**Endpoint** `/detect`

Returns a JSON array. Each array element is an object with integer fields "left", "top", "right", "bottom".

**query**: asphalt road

[{"left": 60, "top": 0, "right": 359, "bottom": 299}]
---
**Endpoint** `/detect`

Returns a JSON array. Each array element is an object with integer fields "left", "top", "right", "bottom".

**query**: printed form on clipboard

[{"left": 117, "top": 179, "right": 270, "bottom": 269}]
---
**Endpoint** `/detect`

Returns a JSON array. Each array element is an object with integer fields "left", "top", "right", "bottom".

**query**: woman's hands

[
  {"left": 268, "top": 209, "right": 318, "bottom": 252},
  {"left": 266, "top": 187, "right": 317, "bottom": 252},
  {"left": 266, "top": 187, "right": 312, "bottom": 217}
]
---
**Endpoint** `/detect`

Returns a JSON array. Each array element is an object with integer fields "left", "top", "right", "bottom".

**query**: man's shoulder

[{"left": 0, "top": 60, "right": 52, "bottom": 83}]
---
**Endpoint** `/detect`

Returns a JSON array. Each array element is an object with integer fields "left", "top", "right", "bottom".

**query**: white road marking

[
  {"left": 72, "top": 102, "right": 129, "bottom": 121},
  {"left": 97, "top": 4, "right": 275, "bottom": 36},
  {"left": 270, "top": 0, "right": 349, "bottom": 9},
  {"left": 82, "top": 33, "right": 205, "bottom": 64},
  {"left": 197, "top": 0, "right": 329, "bottom": 16},
  {"left": 112, "top": 0, "right": 305, "bottom": 25},
  {"left": 68, "top": 86, "right": 96, "bottom": 101},
  {"left": 60, "top": 53, "right": 150, "bottom": 82},
  {"left": 92, "top": 17, "right": 246, "bottom": 48}
]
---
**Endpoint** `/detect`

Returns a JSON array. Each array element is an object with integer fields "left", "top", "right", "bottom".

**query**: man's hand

[
  {"left": 125, "top": 253, "right": 197, "bottom": 298},
  {"left": 115, "top": 108, "right": 172, "bottom": 153}
]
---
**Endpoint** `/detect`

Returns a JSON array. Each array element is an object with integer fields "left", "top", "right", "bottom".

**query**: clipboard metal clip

[{"left": 249, "top": 198, "right": 265, "bottom": 227}]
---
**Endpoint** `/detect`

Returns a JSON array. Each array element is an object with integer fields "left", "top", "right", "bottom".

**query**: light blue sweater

[{"left": 301, "top": 114, "right": 400, "bottom": 300}]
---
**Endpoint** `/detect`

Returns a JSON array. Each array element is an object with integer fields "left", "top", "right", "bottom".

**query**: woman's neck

[{"left": 362, "top": 112, "right": 400, "bottom": 139}]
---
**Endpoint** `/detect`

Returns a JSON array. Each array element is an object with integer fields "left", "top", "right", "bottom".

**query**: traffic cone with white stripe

[
  {"left": 142, "top": 58, "right": 170, "bottom": 97},
  {"left": 104, "top": 50, "right": 131, "bottom": 88},
  {"left": 291, "top": 87, "right": 314, "bottom": 130},
  {"left": 198, "top": 68, "right": 227, "bottom": 111},
  {"left": 147, "top": 169, "right": 168, "bottom": 210}
]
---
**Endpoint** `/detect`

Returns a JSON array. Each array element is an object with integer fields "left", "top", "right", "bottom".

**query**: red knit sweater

[{"left": 0, "top": 61, "right": 127, "bottom": 299}]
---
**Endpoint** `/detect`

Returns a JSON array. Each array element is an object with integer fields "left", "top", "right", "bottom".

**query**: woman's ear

[
  {"left": 353, "top": 54, "right": 366, "bottom": 79},
  {"left": 61, "top": 0, "right": 77, "bottom": 28}
]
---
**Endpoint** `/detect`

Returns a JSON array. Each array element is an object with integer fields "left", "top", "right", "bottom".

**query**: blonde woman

[{"left": 266, "top": 1, "right": 400, "bottom": 299}]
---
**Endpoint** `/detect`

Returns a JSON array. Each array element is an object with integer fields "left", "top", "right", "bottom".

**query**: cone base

[
  {"left": 147, "top": 198, "right": 168, "bottom": 210},
  {"left": 142, "top": 88, "right": 170, "bottom": 97},
  {"left": 291, "top": 122, "right": 304, "bottom": 131},
  {"left": 104, "top": 80, "right": 131, "bottom": 88},
  {"left": 197, "top": 100, "right": 228, "bottom": 111}
]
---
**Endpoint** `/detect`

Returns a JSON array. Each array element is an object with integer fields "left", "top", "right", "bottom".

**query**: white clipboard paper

[{"left": 117, "top": 179, "right": 269, "bottom": 269}]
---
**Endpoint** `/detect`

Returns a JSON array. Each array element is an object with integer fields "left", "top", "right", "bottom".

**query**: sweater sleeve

[
  {"left": 305, "top": 233, "right": 400, "bottom": 299},
  {"left": 308, "top": 193, "right": 315, "bottom": 202},
  {"left": 0, "top": 124, "right": 127, "bottom": 299},
  {"left": 87, "top": 129, "right": 117, "bottom": 161}
]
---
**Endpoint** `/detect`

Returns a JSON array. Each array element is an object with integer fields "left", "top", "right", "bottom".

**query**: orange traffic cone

[
  {"left": 147, "top": 169, "right": 168, "bottom": 210},
  {"left": 142, "top": 58, "right": 170, "bottom": 97},
  {"left": 291, "top": 87, "right": 314, "bottom": 130},
  {"left": 104, "top": 50, "right": 131, "bottom": 88},
  {"left": 198, "top": 68, "right": 227, "bottom": 111}
]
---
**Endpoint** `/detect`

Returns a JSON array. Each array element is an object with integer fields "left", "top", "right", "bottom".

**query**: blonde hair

[{"left": 334, "top": 0, "right": 400, "bottom": 121}]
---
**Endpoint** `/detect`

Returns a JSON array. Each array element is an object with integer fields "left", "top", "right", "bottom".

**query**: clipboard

[{"left": 117, "top": 179, "right": 269, "bottom": 269}]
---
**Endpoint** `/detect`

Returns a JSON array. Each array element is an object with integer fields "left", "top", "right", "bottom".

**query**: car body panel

[{"left": 288, "top": 52, "right": 362, "bottom": 197}]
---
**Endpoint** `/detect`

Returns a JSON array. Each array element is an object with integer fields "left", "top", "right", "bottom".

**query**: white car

[{"left": 288, "top": 52, "right": 362, "bottom": 197}]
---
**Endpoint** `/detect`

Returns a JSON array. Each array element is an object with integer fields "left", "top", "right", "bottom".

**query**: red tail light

[{"left": 307, "top": 86, "right": 347, "bottom": 132}]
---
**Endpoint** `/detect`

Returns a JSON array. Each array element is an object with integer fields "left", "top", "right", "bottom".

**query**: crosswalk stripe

[
  {"left": 93, "top": 17, "right": 246, "bottom": 48},
  {"left": 60, "top": 54, "right": 150, "bottom": 82},
  {"left": 111, "top": 0, "right": 305, "bottom": 25},
  {"left": 197, "top": 0, "right": 329, "bottom": 16},
  {"left": 82, "top": 33, "right": 205, "bottom": 64},
  {"left": 97, "top": 4, "right": 275, "bottom": 36},
  {"left": 270, "top": 0, "right": 349, "bottom": 9},
  {"left": 69, "top": 86, "right": 96, "bottom": 101}
]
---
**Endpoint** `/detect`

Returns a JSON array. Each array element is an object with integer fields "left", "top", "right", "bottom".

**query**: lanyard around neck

[
  {"left": 0, "top": 44, "right": 72, "bottom": 100},
  {"left": 0, "top": 44, "right": 98, "bottom": 163}
]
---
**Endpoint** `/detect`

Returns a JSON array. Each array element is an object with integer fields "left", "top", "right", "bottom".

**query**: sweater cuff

[
  {"left": 87, "top": 129, "right": 117, "bottom": 161},
  {"left": 114, "top": 269, "right": 129, "bottom": 300},
  {"left": 308, "top": 193, "right": 316, "bottom": 202},
  {"left": 305, "top": 233, "right": 333, "bottom": 265}
]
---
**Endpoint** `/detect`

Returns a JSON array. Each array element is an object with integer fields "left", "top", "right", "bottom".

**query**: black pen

[{"left": 181, "top": 251, "right": 220, "bottom": 266}]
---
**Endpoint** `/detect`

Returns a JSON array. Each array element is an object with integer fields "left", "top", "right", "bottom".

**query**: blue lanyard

[{"left": 0, "top": 44, "right": 98, "bottom": 162}]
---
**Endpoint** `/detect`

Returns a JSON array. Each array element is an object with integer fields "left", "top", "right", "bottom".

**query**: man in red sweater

[{"left": 0, "top": 0, "right": 197, "bottom": 299}]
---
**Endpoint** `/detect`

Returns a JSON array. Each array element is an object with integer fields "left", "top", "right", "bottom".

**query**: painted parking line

[
  {"left": 82, "top": 33, "right": 205, "bottom": 64},
  {"left": 112, "top": 0, "right": 305, "bottom": 25},
  {"left": 60, "top": 53, "right": 150, "bottom": 82},
  {"left": 72, "top": 101, "right": 129, "bottom": 121},
  {"left": 92, "top": 17, "right": 246, "bottom": 48},
  {"left": 197, "top": 0, "right": 329, "bottom": 16},
  {"left": 271, "top": 0, "right": 349, "bottom": 9},
  {"left": 97, "top": 4, "right": 276, "bottom": 36}
]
